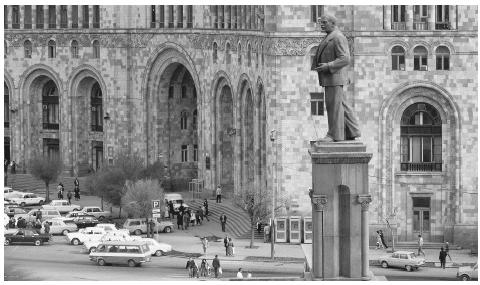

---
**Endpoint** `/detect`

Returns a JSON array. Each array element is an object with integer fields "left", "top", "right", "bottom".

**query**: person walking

[
  {"left": 216, "top": 185, "right": 222, "bottom": 203},
  {"left": 186, "top": 257, "right": 195, "bottom": 278},
  {"left": 439, "top": 247, "right": 447, "bottom": 269},
  {"left": 8, "top": 217, "right": 16, "bottom": 229},
  {"left": 445, "top": 241, "right": 452, "bottom": 261},
  {"left": 201, "top": 237, "right": 209, "bottom": 254},
  {"left": 203, "top": 199, "right": 209, "bottom": 216},
  {"left": 379, "top": 229, "right": 388, "bottom": 249},
  {"left": 198, "top": 208, "right": 204, "bottom": 224},
  {"left": 227, "top": 237, "right": 234, "bottom": 256},
  {"left": 57, "top": 183, "right": 63, "bottom": 199},
  {"left": 43, "top": 220, "right": 50, "bottom": 235},
  {"left": 417, "top": 234, "right": 425, "bottom": 257},
  {"left": 223, "top": 235, "right": 229, "bottom": 255},
  {"left": 177, "top": 213, "right": 184, "bottom": 230},
  {"left": 148, "top": 219, "right": 155, "bottom": 237},
  {"left": 36, "top": 209, "right": 43, "bottom": 222},
  {"left": 10, "top": 160, "right": 16, "bottom": 174},
  {"left": 199, "top": 259, "right": 210, "bottom": 278},
  {"left": 219, "top": 213, "right": 227, "bottom": 232},
  {"left": 190, "top": 210, "right": 196, "bottom": 226},
  {"left": 67, "top": 190, "right": 73, "bottom": 205},
  {"left": 236, "top": 268, "right": 244, "bottom": 279},
  {"left": 376, "top": 230, "right": 384, "bottom": 249},
  {"left": 168, "top": 201, "right": 175, "bottom": 219},
  {"left": 212, "top": 255, "right": 221, "bottom": 278},
  {"left": 183, "top": 211, "right": 190, "bottom": 230},
  {"left": 256, "top": 217, "right": 262, "bottom": 234},
  {"left": 74, "top": 178, "right": 80, "bottom": 200}
]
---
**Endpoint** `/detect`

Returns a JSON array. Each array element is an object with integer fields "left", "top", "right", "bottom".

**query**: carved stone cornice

[
  {"left": 357, "top": 194, "right": 372, "bottom": 211},
  {"left": 311, "top": 152, "right": 373, "bottom": 165},
  {"left": 309, "top": 189, "right": 327, "bottom": 212}
]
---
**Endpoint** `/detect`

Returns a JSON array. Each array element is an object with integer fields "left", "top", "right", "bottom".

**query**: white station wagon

[
  {"left": 66, "top": 227, "right": 107, "bottom": 245},
  {"left": 9, "top": 193, "right": 45, "bottom": 206},
  {"left": 42, "top": 200, "right": 81, "bottom": 213},
  {"left": 379, "top": 251, "right": 425, "bottom": 271}
]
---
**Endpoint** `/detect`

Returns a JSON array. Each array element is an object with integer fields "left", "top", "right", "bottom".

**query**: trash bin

[
  {"left": 275, "top": 217, "right": 287, "bottom": 243},
  {"left": 303, "top": 217, "right": 312, "bottom": 244},
  {"left": 289, "top": 216, "right": 301, "bottom": 244}
]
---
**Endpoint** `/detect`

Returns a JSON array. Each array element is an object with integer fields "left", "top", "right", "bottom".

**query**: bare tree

[
  {"left": 29, "top": 155, "right": 63, "bottom": 203},
  {"left": 122, "top": 179, "right": 164, "bottom": 238}
]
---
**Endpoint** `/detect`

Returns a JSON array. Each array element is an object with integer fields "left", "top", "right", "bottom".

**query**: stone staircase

[
  {"left": 5, "top": 173, "right": 89, "bottom": 195},
  {"left": 391, "top": 242, "right": 462, "bottom": 250}
]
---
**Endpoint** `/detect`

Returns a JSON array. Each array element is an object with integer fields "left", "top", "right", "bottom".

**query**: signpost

[{"left": 152, "top": 200, "right": 161, "bottom": 235}]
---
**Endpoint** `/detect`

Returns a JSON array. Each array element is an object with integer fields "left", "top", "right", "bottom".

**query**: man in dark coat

[
  {"left": 219, "top": 213, "right": 227, "bottom": 232},
  {"left": 177, "top": 213, "right": 183, "bottom": 230},
  {"left": 212, "top": 255, "right": 221, "bottom": 278},
  {"left": 43, "top": 221, "right": 50, "bottom": 234},
  {"left": 379, "top": 229, "right": 388, "bottom": 248},
  {"left": 439, "top": 247, "right": 447, "bottom": 269},
  {"left": 203, "top": 199, "right": 209, "bottom": 216},
  {"left": 168, "top": 201, "right": 175, "bottom": 218},
  {"left": 36, "top": 209, "right": 43, "bottom": 222},
  {"left": 223, "top": 235, "right": 229, "bottom": 255},
  {"left": 312, "top": 14, "right": 360, "bottom": 142}
]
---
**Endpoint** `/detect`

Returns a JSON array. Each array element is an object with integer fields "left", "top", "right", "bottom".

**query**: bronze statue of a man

[{"left": 312, "top": 15, "right": 361, "bottom": 142}]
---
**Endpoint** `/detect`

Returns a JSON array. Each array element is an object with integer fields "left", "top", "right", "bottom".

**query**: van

[
  {"left": 89, "top": 240, "right": 151, "bottom": 267},
  {"left": 164, "top": 193, "right": 189, "bottom": 213}
]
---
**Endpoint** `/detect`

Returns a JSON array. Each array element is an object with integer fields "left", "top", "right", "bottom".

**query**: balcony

[
  {"left": 401, "top": 162, "right": 442, "bottom": 172},
  {"left": 392, "top": 22, "right": 407, "bottom": 30},
  {"left": 91, "top": 125, "right": 103, "bottom": 132},
  {"left": 43, "top": 123, "right": 59, "bottom": 130},
  {"left": 435, "top": 22, "right": 450, "bottom": 30},
  {"left": 413, "top": 22, "right": 429, "bottom": 30}
]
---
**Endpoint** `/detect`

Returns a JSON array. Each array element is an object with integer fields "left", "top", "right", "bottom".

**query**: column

[
  {"left": 428, "top": 5, "right": 435, "bottom": 30},
  {"left": 183, "top": 5, "right": 187, "bottom": 28},
  {"left": 310, "top": 192, "right": 328, "bottom": 279},
  {"left": 89, "top": 5, "right": 93, "bottom": 28},
  {"left": 358, "top": 194, "right": 372, "bottom": 279},
  {"left": 449, "top": 5, "right": 457, "bottom": 29},
  {"left": 406, "top": 5, "right": 413, "bottom": 30},
  {"left": 19, "top": 5, "right": 24, "bottom": 29},
  {"left": 384, "top": 5, "right": 391, "bottom": 30},
  {"left": 33, "top": 5, "right": 37, "bottom": 29}
]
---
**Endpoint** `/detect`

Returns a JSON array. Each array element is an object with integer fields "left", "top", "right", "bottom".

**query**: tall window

[
  {"left": 93, "top": 5, "right": 100, "bottom": 28},
  {"left": 193, "top": 144, "right": 198, "bottom": 162},
  {"left": 71, "top": 40, "right": 79, "bottom": 58},
  {"left": 12, "top": 5, "right": 20, "bottom": 29},
  {"left": 391, "top": 46, "right": 406, "bottom": 70},
  {"left": 60, "top": 6, "right": 68, "bottom": 28},
  {"left": 181, "top": 145, "right": 188, "bottom": 162},
  {"left": 151, "top": 6, "right": 156, "bottom": 28},
  {"left": 435, "top": 46, "right": 450, "bottom": 70},
  {"left": 42, "top": 80, "right": 59, "bottom": 130},
  {"left": 180, "top": 111, "right": 188, "bottom": 130},
  {"left": 43, "top": 138, "right": 59, "bottom": 160},
  {"left": 400, "top": 103, "right": 442, "bottom": 172},
  {"left": 225, "top": 42, "right": 231, "bottom": 64},
  {"left": 238, "top": 43, "right": 242, "bottom": 64},
  {"left": 192, "top": 109, "right": 198, "bottom": 129},
  {"left": 213, "top": 42, "right": 218, "bottom": 64},
  {"left": 181, "top": 86, "right": 187, "bottom": 98},
  {"left": 413, "top": 46, "right": 428, "bottom": 71},
  {"left": 4, "top": 83, "right": 9, "bottom": 128},
  {"left": 261, "top": 44, "right": 264, "bottom": 66},
  {"left": 187, "top": 5, "right": 193, "bottom": 28},
  {"left": 310, "top": 92, "right": 324, "bottom": 116},
  {"left": 168, "top": 6, "right": 174, "bottom": 28},
  {"left": 436, "top": 5, "right": 450, "bottom": 30},
  {"left": 168, "top": 85, "right": 174, "bottom": 99},
  {"left": 232, "top": 6, "right": 237, "bottom": 29},
  {"left": 159, "top": 6, "right": 165, "bottom": 28},
  {"left": 4, "top": 6, "right": 7, "bottom": 29},
  {"left": 48, "top": 6, "right": 56, "bottom": 28},
  {"left": 92, "top": 40, "right": 100, "bottom": 58},
  {"left": 247, "top": 43, "right": 252, "bottom": 66},
  {"left": 36, "top": 5, "right": 44, "bottom": 29},
  {"left": 24, "top": 6, "right": 32, "bottom": 29},
  {"left": 413, "top": 5, "right": 428, "bottom": 30},
  {"left": 311, "top": 5, "right": 324, "bottom": 22},
  {"left": 83, "top": 5, "right": 89, "bottom": 28},
  {"left": 48, "top": 40, "right": 56, "bottom": 58},
  {"left": 72, "top": 6, "right": 78, "bottom": 28},
  {"left": 24, "top": 40, "right": 32, "bottom": 58},
  {"left": 213, "top": 6, "right": 218, "bottom": 29},
  {"left": 255, "top": 44, "right": 259, "bottom": 68},
  {"left": 177, "top": 5, "right": 183, "bottom": 28},
  {"left": 392, "top": 5, "right": 406, "bottom": 30},
  {"left": 91, "top": 82, "right": 103, "bottom": 132}
]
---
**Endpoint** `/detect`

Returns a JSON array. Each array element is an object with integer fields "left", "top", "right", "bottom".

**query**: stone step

[
  {"left": 391, "top": 242, "right": 461, "bottom": 250},
  {"left": 6, "top": 174, "right": 88, "bottom": 195}
]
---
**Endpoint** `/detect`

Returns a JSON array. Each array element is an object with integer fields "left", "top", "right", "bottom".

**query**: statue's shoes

[{"left": 317, "top": 136, "right": 335, "bottom": 143}]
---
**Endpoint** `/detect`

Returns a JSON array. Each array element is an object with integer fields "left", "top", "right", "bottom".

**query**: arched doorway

[
  {"left": 242, "top": 86, "right": 255, "bottom": 193},
  {"left": 217, "top": 84, "right": 234, "bottom": 194}
]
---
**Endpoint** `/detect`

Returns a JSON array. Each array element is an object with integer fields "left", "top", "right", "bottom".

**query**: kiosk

[
  {"left": 275, "top": 217, "right": 287, "bottom": 243},
  {"left": 289, "top": 216, "right": 302, "bottom": 244},
  {"left": 303, "top": 216, "right": 313, "bottom": 243}
]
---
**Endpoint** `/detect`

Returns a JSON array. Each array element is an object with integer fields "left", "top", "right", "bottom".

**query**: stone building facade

[{"left": 4, "top": 5, "right": 477, "bottom": 246}]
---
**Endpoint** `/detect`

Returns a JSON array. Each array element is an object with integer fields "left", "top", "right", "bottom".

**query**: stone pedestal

[{"left": 309, "top": 141, "right": 372, "bottom": 280}]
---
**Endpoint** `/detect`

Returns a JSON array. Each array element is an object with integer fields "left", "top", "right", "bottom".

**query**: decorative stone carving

[
  {"left": 357, "top": 194, "right": 372, "bottom": 211},
  {"left": 309, "top": 189, "right": 328, "bottom": 212}
]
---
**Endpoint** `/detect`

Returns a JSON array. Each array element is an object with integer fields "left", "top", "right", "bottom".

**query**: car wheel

[
  {"left": 34, "top": 239, "right": 42, "bottom": 246},
  {"left": 62, "top": 229, "right": 69, "bottom": 235},
  {"left": 20, "top": 202, "right": 26, "bottom": 207},
  {"left": 460, "top": 274, "right": 470, "bottom": 281},
  {"left": 89, "top": 247, "right": 96, "bottom": 253},
  {"left": 128, "top": 259, "right": 136, "bottom": 267},
  {"left": 381, "top": 261, "right": 388, "bottom": 268},
  {"left": 4, "top": 239, "right": 11, "bottom": 246},
  {"left": 164, "top": 226, "right": 172, "bottom": 233},
  {"left": 405, "top": 265, "right": 412, "bottom": 272},
  {"left": 98, "top": 216, "right": 105, "bottom": 221},
  {"left": 72, "top": 238, "right": 80, "bottom": 245},
  {"left": 155, "top": 250, "right": 164, "bottom": 257},
  {"left": 97, "top": 259, "right": 106, "bottom": 266},
  {"left": 134, "top": 229, "right": 142, "bottom": 236}
]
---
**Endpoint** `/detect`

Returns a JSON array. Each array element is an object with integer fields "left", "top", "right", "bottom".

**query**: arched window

[
  {"left": 247, "top": 43, "right": 252, "bottom": 66},
  {"left": 238, "top": 43, "right": 242, "bottom": 64},
  {"left": 92, "top": 40, "right": 100, "bottom": 58},
  {"left": 391, "top": 46, "right": 406, "bottom": 70},
  {"left": 24, "top": 40, "right": 32, "bottom": 58},
  {"left": 48, "top": 5, "right": 56, "bottom": 28},
  {"left": 413, "top": 46, "right": 428, "bottom": 71},
  {"left": 181, "top": 85, "right": 187, "bottom": 98},
  {"left": 4, "top": 82, "right": 9, "bottom": 128},
  {"left": 91, "top": 82, "right": 103, "bottom": 132},
  {"left": 435, "top": 46, "right": 450, "bottom": 70},
  {"left": 192, "top": 109, "right": 198, "bottom": 129},
  {"left": 71, "top": 40, "right": 79, "bottom": 58},
  {"left": 168, "top": 85, "right": 174, "bottom": 99},
  {"left": 180, "top": 110, "right": 188, "bottom": 130},
  {"left": 48, "top": 40, "right": 56, "bottom": 58},
  {"left": 42, "top": 80, "right": 59, "bottom": 130},
  {"left": 213, "top": 42, "right": 218, "bottom": 64},
  {"left": 226, "top": 42, "right": 231, "bottom": 64},
  {"left": 92, "top": 5, "right": 100, "bottom": 28},
  {"left": 400, "top": 102, "right": 442, "bottom": 172}
]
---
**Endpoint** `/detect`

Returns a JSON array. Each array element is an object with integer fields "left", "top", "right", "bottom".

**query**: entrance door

[
  {"left": 412, "top": 197, "right": 431, "bottom": 241},
  {"left": 94, "top": 146, "right": 103, "bottom": 171}
]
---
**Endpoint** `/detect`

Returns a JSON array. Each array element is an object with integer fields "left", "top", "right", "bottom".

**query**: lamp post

[{"left": 270, "top": 129, "right": 276, "bottom": 259}]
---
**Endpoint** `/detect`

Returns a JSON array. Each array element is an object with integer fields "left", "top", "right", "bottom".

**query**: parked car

[
  {"left": 379, "top": 251, "right": 425, "bottom": 271},
  {"left": 4, "top": 187, "right": 23, "bottom": 200},
  {"left": 142, "top": 238, "right": 172, "bottom": 256},
  {"left": 42, "top": 200, "right": 81, "bottom": 213},
  {"left": 457, "top": 263, "right": 478, "bottom": 281},
  {"left": 4, "top": 229, "right": 51, "bottom": 246},
  {"left": 14, "top": 209, "right": 62, "bottom": 223},
  {"left": 43, "top": 219, "right": 78, "bottom": 235},
  {"left": 123, "top": 218, "right": 174, "bottom": 235},
  {"left": 164, "top": 193, "right": 189, "bottom": 214},
  {"left": 65, "top": 227, "right": 107, "bottom": 245},
  {"left": 89, "top": 241, "right": 151, "bottom": 267},
  {"left": 9, "top": 193, "right": 45, "bottom": 207},
  {"left": 71, "top": 215, "right": 99, "bottom": 229},
  {"left": 80, "top": 207, "right": 111, "bottom": 220},
  {"left": 65, "top": 211, "right": 91, "bottom": 220},
  {"left": 95, "top": 223, "right": 129, "bottom": 233},
  {"left": 5, "top": 205, "right": 26, "bottom": 218},
  {"left": 83, "top": 231, "right": 136, "bottom": 253}
]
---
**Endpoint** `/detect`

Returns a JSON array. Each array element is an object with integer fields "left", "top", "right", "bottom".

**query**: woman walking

[{"left": 199, "top": 259, "right": 210, "bottom": 278}]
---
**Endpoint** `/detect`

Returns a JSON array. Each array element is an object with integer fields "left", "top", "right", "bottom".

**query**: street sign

[
  {"left": 152, "top": 213, "right": 161, "bottom": 218},
  {"left": 152, "top": 200, "right": 160, "bottom": 208},
  {"left": 152, "top": 208, "right": 161, "bottom": 214}
]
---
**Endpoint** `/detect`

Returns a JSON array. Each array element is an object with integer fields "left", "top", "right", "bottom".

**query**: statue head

[{"left": 319, "top": 14, "right": 337, "bottom": 33}]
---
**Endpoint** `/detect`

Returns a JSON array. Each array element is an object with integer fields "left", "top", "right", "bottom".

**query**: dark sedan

[
  {"left": 4, "top": 229, "right": 50, "bottom": 246},
  {"left": 72, "top": 216, "right": 99, "bottom": 229}
]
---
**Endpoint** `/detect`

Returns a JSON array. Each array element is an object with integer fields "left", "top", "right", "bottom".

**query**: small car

[
  {"left": 71, "top": 215, "right": 99, "bottom": 229},
  {"left": 379, "top": 251, "right": 425, "bottom": 271},
  {"left": 14, "top": 209, "right": 62, "bottom": 223},
  {"left": 457, "top": 263, "right": 478, "bottom": 281},
  {"left": 42, "top": 200, "right": 81, "bottom": 213},
  {"left": 43, "top": 219, "right": 78, "bottom": 235},
  {"left": 123, "top": 218, "right": 174, "bottom": 235},
  {"left": 4, "top": 229, "right": 51, "bottom": 246},
  {"left": 9, "top": 193, "right": 45, "bottom": 206},
  {"left": 142, "top": 238, "right": 172, "bottom": 256},
  {"left": 164, "top": 193, "right": 189, "bottom": 214},
  {"left": 5, "top": 205, "right": 27, "bottom": 218},
  {"left": 66, "top": 227, "right": 107, "bottom": 245},
  {"left": 83, "top": 231, "right": 136, "bottom": 253},
  {"left": 4, "top": 187, "right": 23, "bottom": 200},
  {"left": 80, "top": 207, "right": 112, "bottom": 220},
  {"left": 95, "top": 223, "right": 129, "bottom": 233},
  {"left": 89, "top": 241, "right": 151, "bottom": 267}
]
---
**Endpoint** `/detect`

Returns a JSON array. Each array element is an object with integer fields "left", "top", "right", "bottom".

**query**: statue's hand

[{"left": 315, "top": 63, "right": 328, "bottom": 72}]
